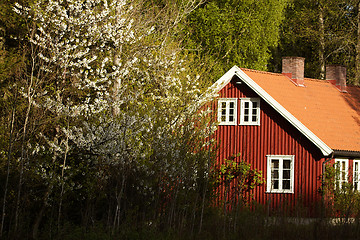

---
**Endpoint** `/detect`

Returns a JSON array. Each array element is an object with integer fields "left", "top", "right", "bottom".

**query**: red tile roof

[{"left": 241, "top": 68, "right": 360, "bottom": 152}]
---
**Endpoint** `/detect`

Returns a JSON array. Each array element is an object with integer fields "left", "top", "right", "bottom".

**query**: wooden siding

[{"left": 214, "top": 76, "right": 325, "bottom": 216}]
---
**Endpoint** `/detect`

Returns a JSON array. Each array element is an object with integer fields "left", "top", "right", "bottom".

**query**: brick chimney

[
  {"left": 326, "top": 65, "right": 347, "bottom": 92},
  {"left": 282, "top": 57, "right": 305, "bottom": 87}
]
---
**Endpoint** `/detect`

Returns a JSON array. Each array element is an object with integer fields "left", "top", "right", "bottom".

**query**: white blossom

[{"left": 16, "top": 0, "right": 216, "bottom": 203}]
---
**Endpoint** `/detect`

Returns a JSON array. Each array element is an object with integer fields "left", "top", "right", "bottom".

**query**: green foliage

[
  {"left": 186, "top": 0, "right": 289, "bottom": 80},
  {"left": 322, "top": 163, "right": 360, "bottom": 219},
  {"left": 213, "top": 154, "right": 264, "bottom": 207},
  {"left": 0, "top": 1, "right": 219, "bottom": 239},
  {"left": 272, "top": 0, "right": 360, "bottom": 82}
]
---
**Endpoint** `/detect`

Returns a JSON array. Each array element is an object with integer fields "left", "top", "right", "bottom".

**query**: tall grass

[{"left": 36, "top": 203, "right": 360, "bottom": 240}]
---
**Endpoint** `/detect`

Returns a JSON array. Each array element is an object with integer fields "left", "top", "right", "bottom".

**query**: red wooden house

[{"left": 212, "top": 57, "right": 360, "bottom": 216}]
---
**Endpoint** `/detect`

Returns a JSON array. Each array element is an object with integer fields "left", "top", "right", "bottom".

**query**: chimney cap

[
  {"left": 326, "top": 64, "right": 346, "bottom": 68},
  {"left": 282, "top": 56, "right": 305, "bottom": 60}
]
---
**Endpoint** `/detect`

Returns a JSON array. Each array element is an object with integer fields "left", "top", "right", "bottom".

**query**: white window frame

[
  {"left": 266, "top": 155, "right": 295, "bottom": 193},
  {"left": 353, "top": 160, "right": 360, "bottom": 191},
  {"left": 217, "top": 98, "right": 237, "bottom": 125},
  {"left": 240, "top": 98, "right": 260, "bottom": 125},
  {"left": 335, "top": 158, "right": 348, "bottom": 190}
]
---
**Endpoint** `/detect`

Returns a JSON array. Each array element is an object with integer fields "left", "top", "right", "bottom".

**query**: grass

[{"left": 38, "top": 209, "right": 360, "bottom": 240}]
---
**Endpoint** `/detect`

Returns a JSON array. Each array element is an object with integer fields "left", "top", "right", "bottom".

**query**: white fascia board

[
  {"left": 211, "top": 66, "right": 333, "bottom": 157},
  {"left": 210, "top": 66, "right": 240, "bottom": 94}
]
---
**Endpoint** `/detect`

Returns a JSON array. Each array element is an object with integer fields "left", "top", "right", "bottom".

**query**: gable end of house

[{"left": 211, "top": 66, "right": 333, "bottom": 157}]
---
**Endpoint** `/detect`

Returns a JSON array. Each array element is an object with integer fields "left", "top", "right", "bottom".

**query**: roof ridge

[
  {"left": 241, "top": 68, "right": 360, "bottom": 89},
  {"left": 240, "top": 68, "right": 284, "bottom": 77},
  {"left": 242, "top": 68, "right": 332, "bottom": 84},
  {"left": 304, "top": 77, "right": 360, "bottom": 89},
  {"left": 304, "top": 78, "right": 330, "bottom": 83},
  {"left": 241, "top": 68, "right": 346, "bottom": 85}
]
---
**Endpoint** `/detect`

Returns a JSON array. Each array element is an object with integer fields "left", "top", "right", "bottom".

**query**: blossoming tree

[{"left": 10, "top": 0, "right": 215, "bottom": 237}]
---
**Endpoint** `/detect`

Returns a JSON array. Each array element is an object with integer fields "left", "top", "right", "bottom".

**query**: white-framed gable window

[
  {"left": 266, "top": 155, "right": 294, "bottom": 193},
  {"left": 218, "top": 98, "right": 237, "bottom": 125},
  {"left": 240, "top": 98, "right": 260, "bottom": 125},
  {"left": 354, "top": 160, "right": 360, "bottom": 191},
  {"left": 335, "top": 159, "right": 348, "bottom": 190}
]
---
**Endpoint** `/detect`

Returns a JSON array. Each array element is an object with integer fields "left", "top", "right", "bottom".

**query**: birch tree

[
  {"left": 0, "top": 0, "right": 41, "bottom": 237},
  {"left": 275, "top": 0, "right": 359, "bottom": 82}
]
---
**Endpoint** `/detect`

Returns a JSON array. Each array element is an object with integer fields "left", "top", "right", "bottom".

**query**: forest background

[{"left": 1, "top": 0, "right": 360, "bottom": 239}]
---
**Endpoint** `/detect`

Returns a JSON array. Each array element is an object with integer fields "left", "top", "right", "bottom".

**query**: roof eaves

[{"left": 333, "top": 149, "right": 360, "bottom": 158}]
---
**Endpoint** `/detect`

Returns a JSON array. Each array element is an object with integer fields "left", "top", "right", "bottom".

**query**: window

[
  {"left": 354, "top": 160, "right": 360, "bottom": 191},
  {"left": 218, "top": 98, "right": 237, "bottom": 125},
  {"left": 266, "top": 155, "right": 294, "bottom": 193},
  {"left": 240, "top": 98, "right": 260, "bottom": 125},
  {"left": 335, "top": 159, "right": 348, "bottom": 190}
]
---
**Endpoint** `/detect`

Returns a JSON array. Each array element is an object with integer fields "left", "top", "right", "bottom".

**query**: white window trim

[
  {"left": 353, "top": 160, "right": 360, "bottom": 191},
  {"left": 240, "top": 98, "right": 260, "bottom": 126},
  {"left": 266, "top": 155, "right": 295, "bottom": 194},
  {"left": 218, "top": 98, "right": 237, "bottom": 125},
  {"left": 335, "top": 158, "right": 348, "bottom": 190}
]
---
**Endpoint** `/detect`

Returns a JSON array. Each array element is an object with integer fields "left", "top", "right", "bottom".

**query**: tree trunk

[
  {"left": 1, "top": 103, "right": 16, "bottom": 237},
  {"left": 355, "top": 1, "right": 360, "bottom": 85},
  {"left": 32, "top": 127, "right": 60, "bottom": 238},
  {"left": 112, "top": 175, "right": 125, "bottom": 234},
  {"left": 14, "top": 59, "right": 35, "bottom": 232},
  {"left": 198, "top": 126, "right": 213, "bottom": 234},
  {"left": 32, "top": 187, "right": 52, "bottom": 239},
  {"left": 318, "top": 2, "right": 326, "bottom": 80},
  {"left": 0, "top": 26, "right": 4, "bottom": 50},
  {"left": 57, "top": 122, "right": 70, "bottom": 231}
]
